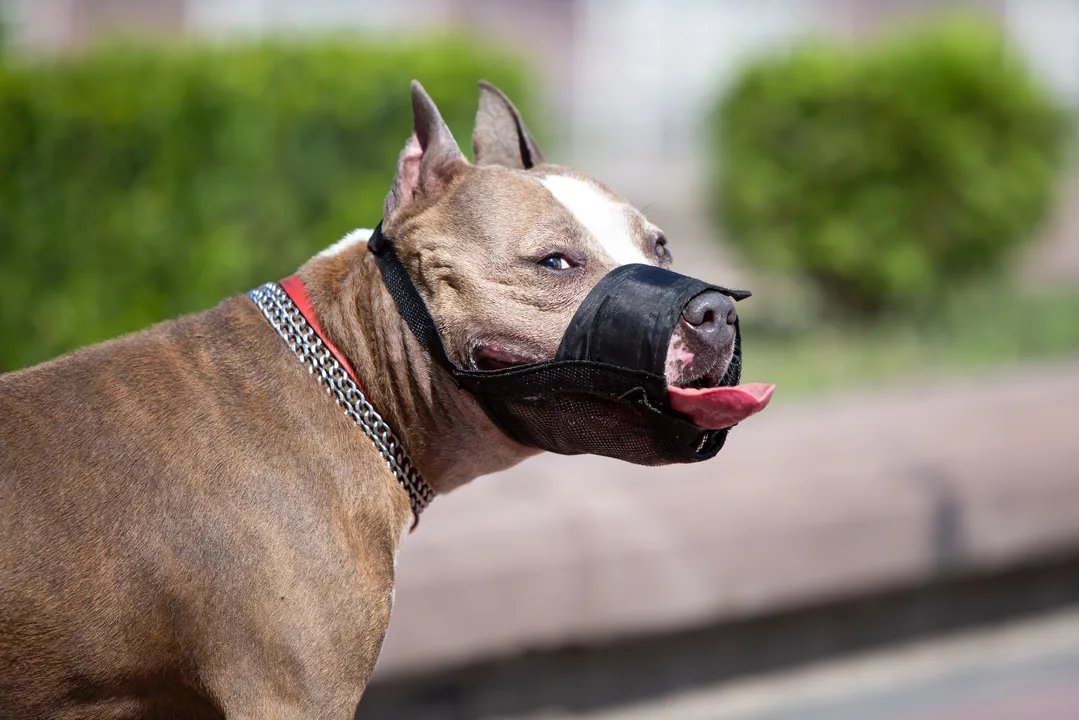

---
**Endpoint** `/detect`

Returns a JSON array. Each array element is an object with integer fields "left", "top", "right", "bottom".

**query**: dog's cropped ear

[
  {"left": 384, "top": 80, "right": 468, "bottom": 221},
  {"left": 471, "top": 80, "right": 545, "bottom": 170}
]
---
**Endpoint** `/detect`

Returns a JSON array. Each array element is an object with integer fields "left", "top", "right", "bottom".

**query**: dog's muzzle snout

[
  {"left": 369, "top": 217, "right": 762, "bottom": 464},
  {"left": 681, "top": 291, "right": 737, "bottom": 351}
]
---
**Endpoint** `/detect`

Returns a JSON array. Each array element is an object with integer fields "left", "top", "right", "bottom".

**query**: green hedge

[
  {"left": 0, "top": 38, "right": 535, "bottom": 372},
  {"left": 712, "top": 17, "right": 1072, "bottom": 320}
]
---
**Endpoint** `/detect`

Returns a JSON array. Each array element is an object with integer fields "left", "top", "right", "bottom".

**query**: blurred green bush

[
  {"left": 712, "top": 17, "right": 1072, "bottom": 320},
  {"left": 0, "top": 38, "right": 534, "bottom": 371}
]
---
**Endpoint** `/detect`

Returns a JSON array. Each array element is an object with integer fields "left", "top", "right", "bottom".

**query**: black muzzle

[{"left": 368, "top": 223, "right": 751, "bottom": 466}]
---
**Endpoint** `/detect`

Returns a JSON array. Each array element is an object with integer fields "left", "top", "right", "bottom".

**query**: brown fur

[{"left": 0, "top": 81, "right": 718, "bottom": 718}]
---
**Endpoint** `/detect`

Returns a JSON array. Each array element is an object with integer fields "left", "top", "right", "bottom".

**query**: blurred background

[{"left": 2, "top": 1, "right": 1078, "bottom": 718}]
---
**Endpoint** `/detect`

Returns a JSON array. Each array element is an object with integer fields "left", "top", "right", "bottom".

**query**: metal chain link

[{"left": 247, "top": 282, "right": 434, "bottom": 518}]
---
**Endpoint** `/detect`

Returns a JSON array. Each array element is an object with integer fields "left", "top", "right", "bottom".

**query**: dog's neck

[{"left": 297, "top": 239, "right": 537, "bottom": 496}]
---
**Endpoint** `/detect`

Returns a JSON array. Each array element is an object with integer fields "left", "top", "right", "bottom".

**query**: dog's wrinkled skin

[{"left": 0, "top": 81, "right": 735, "bottom": 718}]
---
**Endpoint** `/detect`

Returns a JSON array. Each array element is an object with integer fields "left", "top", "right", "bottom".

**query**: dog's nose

[{"left": 680, "top": 292, "right": 737, "bottom": 349}]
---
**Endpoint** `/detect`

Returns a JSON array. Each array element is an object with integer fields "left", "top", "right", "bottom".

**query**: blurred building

[{"left": 4, "top": 0, "right": 1078, "bottom": 276}]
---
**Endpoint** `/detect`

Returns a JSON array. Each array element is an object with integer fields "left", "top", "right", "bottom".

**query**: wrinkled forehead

[{"left": 447, "top": 165, "right": 655, "bottom": 266}]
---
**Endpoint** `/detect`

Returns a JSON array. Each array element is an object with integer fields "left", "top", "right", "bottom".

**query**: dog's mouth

[
  {"left": 665, "top": 346, "right": 728, "bottom": 390},
  {"left": 472, "top": 343, "right": 541, "bottom": 372},
  {"left": 472, "top": 341, "right": 773, "bottom": 431},
  {"left": 664, "top": 338, "right": 773, "bottom": 430}
]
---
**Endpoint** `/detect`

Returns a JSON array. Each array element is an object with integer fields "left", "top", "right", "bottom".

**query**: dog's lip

[
  {"left": 472, "top": 343, "right": 541, "bottom": 372},
  {"left": 667, "top": 356, "right": 729, "bottom": 390},
  {"left": 671, "top": 366, "right": 724, "bottom": 390}
]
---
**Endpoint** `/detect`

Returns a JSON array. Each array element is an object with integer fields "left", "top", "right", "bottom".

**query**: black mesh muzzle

[{"left": 368, "top": 223, "right": 750, "bottom": 465}]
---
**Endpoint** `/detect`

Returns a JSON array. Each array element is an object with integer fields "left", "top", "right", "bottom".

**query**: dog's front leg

[
  {"left": 204, "top": 599, "right": 391, "bottom": 720},
  {"left": 213, "top": 665, "right": 377, "bottom": 720},
  {"left": 219, "top": 695, "right": 365, "bottom": 720}
]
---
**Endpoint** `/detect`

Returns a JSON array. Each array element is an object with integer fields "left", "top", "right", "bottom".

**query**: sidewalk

[
  {"left": 376, "top": 361, "right": 1079, "bottom": 680},
  {"left": 557, "top": 605, "right": 1079, "bottom": 720}
]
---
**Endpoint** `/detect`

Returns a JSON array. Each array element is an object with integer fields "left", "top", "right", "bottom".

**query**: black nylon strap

[{"left": 368, "top": 223, "right": 458, "bottom": 376}]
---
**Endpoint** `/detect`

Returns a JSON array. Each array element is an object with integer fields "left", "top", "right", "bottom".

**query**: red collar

[{"left": 278, "top": 275, "right": 365, "bottom": 395}]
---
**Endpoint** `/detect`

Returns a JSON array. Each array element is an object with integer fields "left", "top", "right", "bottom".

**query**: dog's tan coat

[{"left": 0, "top": 81, "right": 699, "bottom": 718}]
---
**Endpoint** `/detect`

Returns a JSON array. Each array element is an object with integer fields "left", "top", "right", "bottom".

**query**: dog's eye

[{"left": 538, "top": 254, "right": 573, "bottom": 271}]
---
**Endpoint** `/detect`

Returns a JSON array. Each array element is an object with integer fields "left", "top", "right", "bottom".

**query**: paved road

[
  {"left": 381, "top": 361, "right": 1079, "bottom": 678},
  {"left": 550, "top": 606, "right": 1079, "bottom": 720}
]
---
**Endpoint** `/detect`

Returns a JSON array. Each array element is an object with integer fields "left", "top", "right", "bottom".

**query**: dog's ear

[
  {"left": 384, "top": 80, "right": 468, "bottom": 221},
  {"left": 471, "top": 80, "right": 545, "bottom": 170}
]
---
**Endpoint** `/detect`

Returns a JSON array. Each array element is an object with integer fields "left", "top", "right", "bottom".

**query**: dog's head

[{"left": 382, "top": 80, "right": 738, "bottom": 395}]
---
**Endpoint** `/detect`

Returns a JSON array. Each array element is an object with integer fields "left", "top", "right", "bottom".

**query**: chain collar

[{"left": 246, "top": 281, "right": 434, "bottom": 522}]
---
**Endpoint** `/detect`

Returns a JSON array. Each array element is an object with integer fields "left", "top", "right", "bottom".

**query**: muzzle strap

[{"left": 368, "top": 223, "right": 459, "bottom": 378}]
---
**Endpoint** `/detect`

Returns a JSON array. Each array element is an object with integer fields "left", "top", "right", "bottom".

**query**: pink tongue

[{"left": 668, "top": 382, "right": 775, "bottom": 429}]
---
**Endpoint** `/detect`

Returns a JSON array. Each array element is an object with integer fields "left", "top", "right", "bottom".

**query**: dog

[{"left": 0, "top": 80, "right": 761, "bottom": 718}]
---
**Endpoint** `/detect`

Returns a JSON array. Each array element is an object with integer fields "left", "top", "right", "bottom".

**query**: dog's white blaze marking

[
  {"left": 540, "top": 176, "right": 650, "bottom": 266},
  {"left": 315, "top": 228, "right": 372, "bottom": 259}
]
